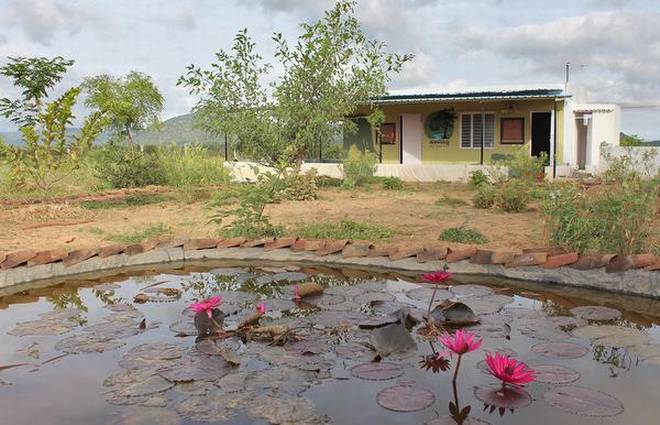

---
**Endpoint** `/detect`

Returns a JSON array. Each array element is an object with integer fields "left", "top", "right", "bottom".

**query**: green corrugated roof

[{"left": 372, "top": 88, "right": 566, "bottom": 104}]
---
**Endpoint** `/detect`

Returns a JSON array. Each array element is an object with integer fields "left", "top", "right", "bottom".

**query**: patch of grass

[
  {"left": 435, "top": 194, "right": 469, "bottom": 207},
  {"left": 382, "top": 176, "right": 404, "bottom": 190},
  {"left": 80, "top": 194, "right": 168, "bottom": 210},
  {"left": 439, "top": 226, "right": 488, "bottom": 244},
  {"left": 86, "top": 226, "right": 104, "bottom": 235},
  {"left": 107, "top": 223, "right": 171, "bottom": 244},
  {"left": 295, "top": 219, "right": 393, "bottom": 240}
]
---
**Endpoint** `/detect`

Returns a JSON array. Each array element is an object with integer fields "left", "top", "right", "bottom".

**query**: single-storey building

[{"left": 340, "top": 86, "right": 620, "bottom": 180}]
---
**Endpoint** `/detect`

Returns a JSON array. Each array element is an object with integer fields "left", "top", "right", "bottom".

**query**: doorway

[
  {"left": 531, "top": 112, "right": 551, "bottom": 161},
  {"left": 401, "top": 113, "right": 423, "bottom": 165}
]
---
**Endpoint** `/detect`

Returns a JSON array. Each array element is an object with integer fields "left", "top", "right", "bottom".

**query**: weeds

[
  {"left": 439, "top": 227, "right": 488, "bottom": 244},
  {"left": 382, "top": 176, "right": 404, "bottom": 190},
  {"left": 80, "top": 194, "right": 168, "bottom": 209},
  {"left": 498, "top": 179, "right": 530, "bottom": 212},
  {"left": 473, "top": 184, "right": 496, "bottom": 209},
  {"left": 468, "top": 170, "right": 490, "bottom": 189},
  {"left": 436, "top": 194, "right": 468, "bottom": 207},
  {"left": 295, "top": 219, "right": 393, "bottom": 240},
  {"left": 342, "top": 146, "right": 377, "bottom": 188},
  {"left": 107, "top": 223, "right": 171, "bottom": 244}
]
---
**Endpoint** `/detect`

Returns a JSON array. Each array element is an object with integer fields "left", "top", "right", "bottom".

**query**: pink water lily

[
  {"left": 190, "top": 295, "right": 222, "bottom": 318},
  {"left": 293, "top": 285, "right": 301, "bottom": 301},
  {"left": 484, "top": 352, "right": 536, "bottom": 387},
  {"left": 256, "top": 303, "right": 266, "bottom": 314},
  {"left": 438, "top": 329, "right": 482, "bottom": 382},
  {"left": 421, "top": 270, "right": 453, "bottom": 284}
]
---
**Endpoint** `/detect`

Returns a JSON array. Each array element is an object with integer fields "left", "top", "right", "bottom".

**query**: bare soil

[{"left": 0, "top": 183, "right": 547, "bottom": 252}]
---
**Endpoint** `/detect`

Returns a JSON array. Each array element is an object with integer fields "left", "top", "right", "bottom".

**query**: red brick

[
  {"left": 0, "top": 252, "right": 6, "bottom": 264},
  {"left": 644, "top": 261, "right": 660, "bottom": 271},
  {"left": 184, "top": 238, "right": 221, "bottom": 251},
  {"left": 469, "top": 250, "right": 494, "bottom": 264},
  {"left": 63, "top": 249, "right": 98, "bottom": 267},
  {"left": 606, "top": 255, "right": 634, "bottom": 273},
  {"left": 367, "top": 244, "right": 399, "bottom": 258},
  {"left": 315, "top": 239, "right": 349, "bottom": 256},
  {"left": 264, "top": 237, "right": 298, "bottom": 252},
  {"left": 28, "top": 249, "right": 67, "bottom": 266},
  {"left": 217, "top": 237, "right": 246, "bottom": 248},
  {"left": 541, "top": 252, "right": 579, "bottom": 269},
  {"left": 291, "top": 239, "right": 325, "bottom": 252},
  {"left": 157, "top": 239, "right": 186, "bottom": 249},
  {"left": 98, "top": 244, "right": 126, "bottom": 258},
  {"left": 389, "top": 245, "right": 420, "bottom": 261},
  {"left": 342, "top": 242, "right": 373, "bottom": 258},
  {"left": 242, "top": 237, "right": 275, "bottom": 248},
  {"left": 126, "top": 238, "right": 161, "bottom": 255},
  {"left": 522, "top": 247, "right": 566, "bottom": 256},
  {"left": 0, "top": 249, "right": 37, "bottom": 269},
  {"left": 505, "top": 252, "right": 548, "bottom": 268},
  {"left": 416, "top": 247, "right": 448, "bottom": 263},
  {"left": 446, "top": 247, "right": 477, "bottom": 263},
  {"left": 631, "top": 254, "right": 656, "bottom": 269},
  {"left": 571, "top": 254, "right": 611, "bottom": 270}
]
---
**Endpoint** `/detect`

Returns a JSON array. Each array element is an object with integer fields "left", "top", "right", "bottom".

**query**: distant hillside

[
  {"left": 1, "top": 114, "right": 221, "bottom": 147},
  {"left": 620, "top": 132, "right": 660, "bottom": 147}
]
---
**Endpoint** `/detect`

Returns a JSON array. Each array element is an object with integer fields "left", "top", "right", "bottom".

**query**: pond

[{"left": 0, "top": 261, "right": 659, "bottom": 425}]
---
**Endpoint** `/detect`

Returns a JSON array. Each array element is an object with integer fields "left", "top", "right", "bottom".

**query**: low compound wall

[{"left": 1, "top": 243, "right": 658, "bottom": 299}]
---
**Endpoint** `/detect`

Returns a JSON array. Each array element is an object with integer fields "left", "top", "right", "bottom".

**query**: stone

[
  {"left": 342, "top": 241, "right": 373, "bottom": 258},
  {"left": 505, "top": 252, "right": 547, "bottom": 268},
  {"left": 389, "top": 245, "right": 419, "bottom": 261},
  {"left": 469, "top": 249, "right": 494, "bottom": 264},
  {"left": 605, "top": 255, "right": 634, "bottom": 273},
  {"left": 367, "top": 244, "right": 399, "bottom": 257},
  {"left": 98, "top": 244, "right": 126, "bottom": 258},
  {"left": 522, "top": 247, "right": 566, "bottom": 256},
  {"left": 291, "top": 239, "right": 325, "bottom": 252},
  {"left": 28, "top": 249, "right": 67, "bottom": 266},
  {"left": 572, "top": 254, "right": 612, "bottom": 270},
  {"left": 1, "top": 249, "right": 37, "bottom": 269},
  {"left": 217, "top": 237, "right": 246, "bottom": 248},
  {"left": 242, "top": 237, "right": 275, "bottom": 248},
  {"left": 631, "top": 254, "right": 656, "bottom": 269},
  {"left": 63, "top": 249, "right": 98, "bottom": 267},
  {"left": 125, "top": 239, "right": 160, "bottom": 256},
  {"left": 645, "top": 260, "right": 660, "bottom": 271},
  {"left": 416, "top": 247, "right": 448, "bottom": 263},
  {"left": 184, "top": 238, "right": 221, "bottom": 250},
  {"left": 264, "top": 236, "right": 298, "bottom": 251},
  {"left": 315, "top": 239, "right": 349, "bottom": 256},
  {"left": 542, "top": 252, "right": 579, "bottom": 268},
  {"left": 446, "top": 247, "right": 477, "bottom": 262}
]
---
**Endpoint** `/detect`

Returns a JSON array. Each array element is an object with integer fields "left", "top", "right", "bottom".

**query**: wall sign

[{"left": 425, "top": 109, "right": 456, "bottom": 144}]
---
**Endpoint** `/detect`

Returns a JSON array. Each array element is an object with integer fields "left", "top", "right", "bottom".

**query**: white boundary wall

[{"left": 599, "top": 145, "right": 660, "bottom": 176}]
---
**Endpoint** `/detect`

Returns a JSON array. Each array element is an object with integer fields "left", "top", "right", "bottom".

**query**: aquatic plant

[
  {"left": 484, "top": 352, "right": 536, "bottom": 387},
  {"left": 190, "top": 295, "right": 222, "bottom": 318},
  {"left": 256, "top": 303, "right": 267, "bottom": 314},
  {"left": 421, "top": 268, "right": 453, "bottom": 321},
  {"left": 438, "top": 329, "right": 482, "bottom": 382}
]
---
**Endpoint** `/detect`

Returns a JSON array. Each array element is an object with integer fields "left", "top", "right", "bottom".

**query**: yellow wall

[{"left": 361, "top": 98, "right": 564, "bottom": 164}]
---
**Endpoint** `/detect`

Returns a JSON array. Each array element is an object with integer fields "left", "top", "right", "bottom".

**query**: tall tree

[
  {"left": 82, "top": 71, "right": 164, "bottom": 145},
  {"left": 178, "top": 0, "right": 412, "bottom": 169}
]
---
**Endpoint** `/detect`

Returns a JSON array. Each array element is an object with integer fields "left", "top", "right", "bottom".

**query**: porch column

[{"left": 550, "top": 105, "right": 556, "bottom": 178}]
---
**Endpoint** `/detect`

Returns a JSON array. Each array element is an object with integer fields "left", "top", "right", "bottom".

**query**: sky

[{"left": 0, "top": 0, "right": 659, "bottom": 139}]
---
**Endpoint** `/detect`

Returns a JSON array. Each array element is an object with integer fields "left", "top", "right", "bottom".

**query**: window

[
  {"left": 501, "top": 117, "right": 524, "bottom": 144},
  {"left": 460, "top": 113, "right": 495, "bottom": 148},
  {"left": 380, "top": 123, "right": 396, "bottom": 144}
]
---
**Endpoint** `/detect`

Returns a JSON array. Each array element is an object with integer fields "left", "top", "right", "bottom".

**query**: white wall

[
  {"left": 599, "top": 145, "right": 660, "bottom": 176},
  {"left": 570, "top": 104, "right": 620, "bottom": 173}
]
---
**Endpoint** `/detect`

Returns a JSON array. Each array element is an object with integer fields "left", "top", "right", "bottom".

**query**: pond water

[{"left": 1, "top": 262, "right": 659, "bottom": 425}]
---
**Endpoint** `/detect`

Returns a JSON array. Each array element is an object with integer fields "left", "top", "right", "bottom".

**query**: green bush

[
  {"left": 296, "top": 219, "right": 393, "bottom": 240},
  {"left": 498, "top": 179, "right": 530, "bottom": 212},
  {"left": 316, "top": 175, "right": 343, "bottom": 188},
  {"left": 382, "top": 176, "right": 404, "bottom": 190},
  {"left": 89, "top": 141, "right": 164, "bottom": 189},
  {"left": 494, "top": 146, "right": 547, "bottom": 183},
  {"left": 468, "top": 170, "right": 490, "bottom": 189},
  {"left": 342, "top": 146, "right": 377, "bottom": 188},
  {"left": 439, "top": 226, "right": 488, "bottom": 244},
  {"left": 259, "top": 169, "right": 318, "bottom": 202},
  {"left": 473, "top": 184, "right": 496, "bottom": 209}
]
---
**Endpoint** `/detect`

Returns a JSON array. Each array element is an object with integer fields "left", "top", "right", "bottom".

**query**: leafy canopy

[
  {"left": 178, "top": 0, "right": 412, "bottom": 168},
  {"left": 82, "top": 71, "right": 164, "bottom": 144}
]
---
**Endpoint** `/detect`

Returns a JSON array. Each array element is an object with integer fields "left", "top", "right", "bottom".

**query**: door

[
  {"left": 401, "top": 113, "right": 423, "bottom": 165},
  {"left": 576, "top": 116, "right": 588, "bottom": 170},
  {"left": 531, "top": 112, "right": 551, "bottom": 161}
]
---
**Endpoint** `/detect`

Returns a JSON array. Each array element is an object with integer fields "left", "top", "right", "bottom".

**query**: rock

[
  {"left": 28, "top": 249, "right": 67, "bottom": 266},
  {"left": 416, "top": 247, "right": 448, "bottom": 263},
  {"left": 542, "top": 252, "right": 579, "bottom": 268},
  {"left": 264, "top": 236, "right": 298, "bottom": 251},
  {"left": 242, "top": 237, "right": 275, "bottom": 248},
  {"left": 217, "top": 237, "right": 247, "bottom": 248},
  {"left": 1, "top": 249, "right": 37, "bottom": 269},
  {"left": 389, "top": 245, "right": 420, "bottom": 261},
  {"left": 315, "top": 239, "right": 349, "bottom": 256},
  {"left": 183, "top": 238, "right": 221, "bottom": 251},
  {"left": 631, "top": 254, "right": 656, "bottom": 269},
  {"left": 98, "top": 244, "right": 126, "bottom": 258},
  {"left": 605, "top": 255, "right": 634, "bottom": 273},
  {"left": 63, "top": 249, "right": 98, "bottom": 267},
  {"left": 291, "top": 239, "right": 325, "bottom": 252},
  {"left": 505, "top": 252, "right": 547, "bottom": 268},
  {"left": 342, "top": 241, "right": 373, "bottom": 258},
  {"left": 446, "top": 247, "right": 477, "bottom": 262}
]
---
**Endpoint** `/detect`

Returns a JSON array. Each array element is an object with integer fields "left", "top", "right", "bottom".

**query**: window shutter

[
  {"left": 461, "top": 115, "right": 471, "bottom": 148},
  {"left": 473, "top": 114, "right": 483, "bottom": 148},
  {"left": 484, "top": 114, "right": 495, "bottom": 147}
]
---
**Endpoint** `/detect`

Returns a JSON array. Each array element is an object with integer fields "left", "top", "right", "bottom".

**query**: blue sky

[{"left": 1, "top": 0, "right": 659, "bottom": 139}]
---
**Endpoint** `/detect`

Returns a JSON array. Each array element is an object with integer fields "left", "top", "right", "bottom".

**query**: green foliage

[
  {"left": 212, "top": 183, "right": 283, "bottom": 239},
  {"left": 439, "top": 227, "right": 488, "bottom": 244},
  {"left": 0, "top": 88, "right": 106, "bottom": 194},
  {"left": 89, "top": 141, "right": 164, "bottom": 188},
  {"left": 296, "top": 218, "right": 393, "bottom": 240},
  {"left": 0, "top": 56, "right": 74, "bottom": 126},
  {"left": 317, "top": 175, "right": 343, "bottom": 188},
  {"left": 82, "top": 71, "right": 164, "bottom": 145},
  {"left": 80, "top": 194, "right": 168, "bottom": 210},
  {"left": 473, "top": 184, "right": 497, "bottom": 209},
  {"left": 436, "top": 194, "right": 468, "bottom": 207},
  {"left": 382, "top": 176, "right": 404, "bottom": 190},
  {"left": 256, "top": 168, "right": 318, "bottom": 202},
  {"left": 468, "top": 170, "right": 490, "bottom": 189},
  {"left": 601, "top": 143, "right": 658, "bottom": 183},
  {"left": 497, "top": 179, "right": 530, "bottom": 212},
  {"left": 494, "top": 146, "right": 547, "bottom": 183},
  {"left": 620, "top": 133, "right": 645, "bottom": 147},
  {"left": 342, "top": 145, "right": 377, "bottom": 188},
  {"left": 107, "top": 223, "right": 171, "bottom": 244},
  {"left": 178, "top": 0, "right": 411, "bottom": 168}
]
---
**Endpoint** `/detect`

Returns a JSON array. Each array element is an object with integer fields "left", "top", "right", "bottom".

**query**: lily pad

[
  {"left": 370, "top": 322, "right": 416, "bottom": 357},
  {"left": 570, "top": 306, "right": 622, "bottom": 322},
  {"left": 406, "top": 287, "right": 452, "bottom": 303},
  {"left": 55, "top": 334, "right": 125, "bottom": 354},
  {"left": 534, "top": 365, "right": 581, "bottom": 384},
  {"left": 334, "top": 343, "right": 376, "bottom": 362},
  {"left": 169, "top": 319, "right": 197, "bottom": 336},
  {"left": 572, "top": 325, "right": 649, "bottom": 347},
  {"left": 174, "top": 390, "right": 240, "bottom": 422},
  {"left": 426, "top": 417, "right": 492, "bottom": 425},
  {"left": 440, "top": 302, "right": 479, "bottom": 325},
  {"left": 376, "top": 384, "right": 436, "bottom": 412},
  {"left": 531, "top": 341, "right": 588, "bottom": 359},
  {"left": 463, "top": 295, "right": 513, "bottom": 315},
  {"left": 272, "top": 272, "right": 307, "bottom": 282},
  {"left": 247, "top": 394, "right": 317, "bottom": 423},
  {"left": 474, "top": 385, "right": 532, "bottom": 409},
  {"left": 544, "top": 385, "right": 624, "bottom": 417},
  {"left": 119, "top": 375, "right": 174, "bottom": 397},
  {"left": 350, "top": 362, "right": 404, "bottom": 380},
  {"left": 119, "top": 342, "right": 184, "bottom": 371},
  {"left": 450, "top": 284, "right": 493, "bottom": 298},
  {"left": 260, "top": 298, "right": 297, "bottom": 312},
  {"left": 354, "top": 291, "right": 396, "bottom": 305}
]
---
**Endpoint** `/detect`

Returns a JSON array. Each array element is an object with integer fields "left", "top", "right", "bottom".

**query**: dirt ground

[{"left": 0, "top": 183, "right": 547, "bottom": 252}]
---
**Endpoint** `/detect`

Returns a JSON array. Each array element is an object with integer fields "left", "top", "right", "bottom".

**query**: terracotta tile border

[{"left": 0, "top": 237, "right": 658, "bottom": 298}]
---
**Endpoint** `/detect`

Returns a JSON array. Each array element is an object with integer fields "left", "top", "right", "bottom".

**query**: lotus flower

[
  {"left": 438, "top": 329, "right": 482, "bottom": 355},
  {"left": 293, "top": 285, "right": 301, "bottom": 301},
  {"left": 256, "top": 303, "right": 266, "bottom": 314},
  {"left": 421, "top": 270, "right": 453, "bottom": 284},
  {"left": 484, "top": 352, "right": 536, "bottom": 387},
  {"left": 190, "top": 295, "right": 222, "bottom": 318}
]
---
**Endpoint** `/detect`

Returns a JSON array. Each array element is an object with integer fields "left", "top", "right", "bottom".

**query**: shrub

[
  {"left": 473, "top": 184, "right": 496, "bottom": 209},
  {"left": 436, "top": 194, "right": 469, "bottom": 207},
  {"left": 468, "top": 170, "right": 490, "bottom": 189},
  {"left": 80, "top": 194, "right": 168, "bottom": 209},
  {"left": 439, "top": 227, "right": 488, "bottom": 244},
  {"left": 498, "top": 179, "right": 529, "bottom": 212},
  {"left": 493, "top": 147, "right": 547, "bottom": 183},
  {"left": 259, "top": 169, "right": 318, "bottom": 202},
  {"left": 382, "top": 176, "right": 404, "bottom": 190},
  {"left": 107, "top": 223, "right": 171, "bottom": 244},
  {"left": 316, "top": 175, "right": 343, "bottom": 188},
  {"left": 296, "top": 219, "right": 393, "bottom": 240},
  {"left": 90, "top": 141, "right": 164, "bottom": 188},
  {"left": 342, "top": 146, "right": 377, "bottom": 188}
]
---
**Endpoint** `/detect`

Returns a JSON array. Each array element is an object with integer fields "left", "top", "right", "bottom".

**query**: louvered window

[{"left": 460, "top": 113, "right": 495, "bottom": 148}]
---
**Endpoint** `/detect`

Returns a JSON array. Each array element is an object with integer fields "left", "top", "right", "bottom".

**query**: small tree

[{"left": 82, "top": 71, "right": 164, "bottom": 145}]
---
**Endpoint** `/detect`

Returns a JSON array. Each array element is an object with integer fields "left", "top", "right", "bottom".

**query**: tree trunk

[{"left": 125, "top": 125, "right": 134, "bottom": 145}]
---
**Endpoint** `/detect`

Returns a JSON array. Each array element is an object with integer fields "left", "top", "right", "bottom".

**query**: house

[{"left": 339, "top": 86, "right": 620, "bottom": 180}]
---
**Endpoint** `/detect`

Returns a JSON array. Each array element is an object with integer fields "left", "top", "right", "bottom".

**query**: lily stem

[
  {"left": 426, "top": 286, "right": 439, "bottom": 322},
  {"left": 452, "top": 354, "right": 462, "bottom": 383}
]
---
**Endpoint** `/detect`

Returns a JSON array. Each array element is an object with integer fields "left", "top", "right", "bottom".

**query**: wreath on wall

[{"left": 425, "top": 109, "right": 456, "bottom": 143}]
